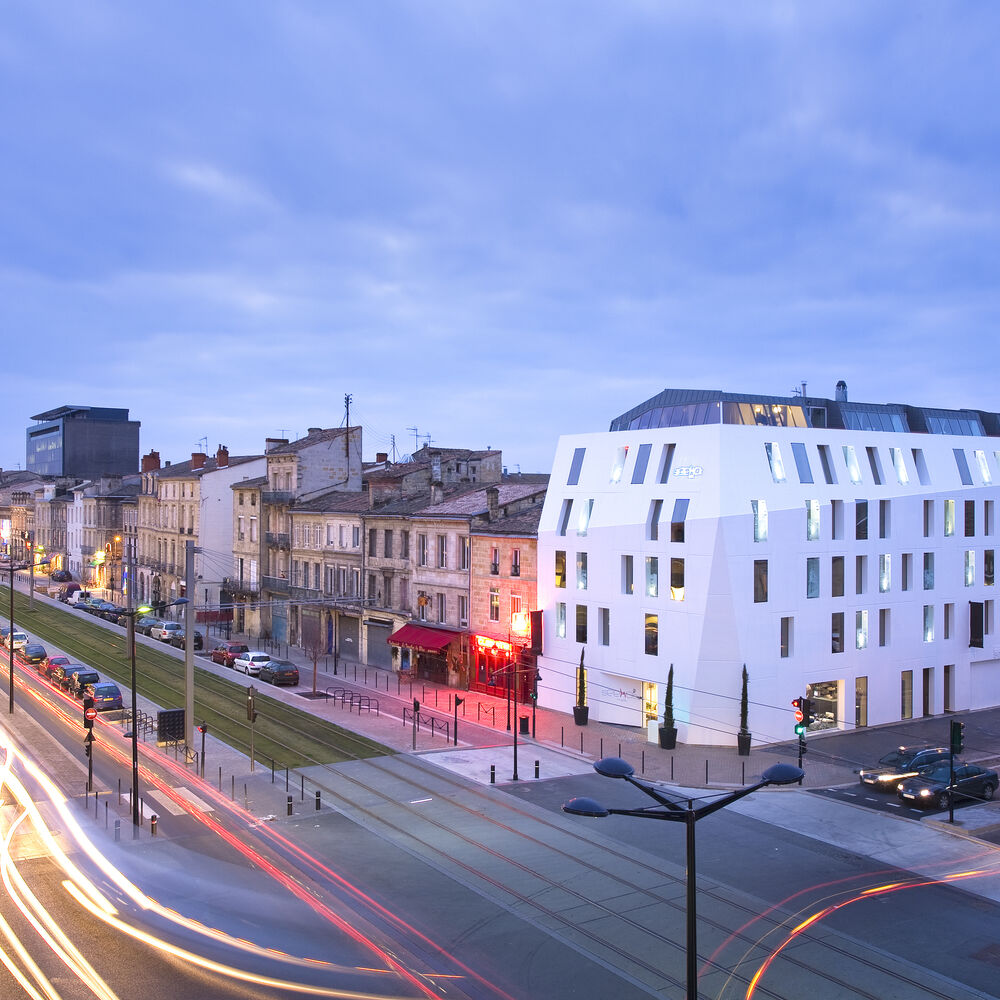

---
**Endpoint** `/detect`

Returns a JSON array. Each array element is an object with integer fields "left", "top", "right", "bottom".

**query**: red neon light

[{"left": 473, "top": 635, "right": 511, "bottom": 654}]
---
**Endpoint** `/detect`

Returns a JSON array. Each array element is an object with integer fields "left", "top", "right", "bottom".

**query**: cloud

[{"left": 163, "top": 161, "right": 278, "bottom": 213}]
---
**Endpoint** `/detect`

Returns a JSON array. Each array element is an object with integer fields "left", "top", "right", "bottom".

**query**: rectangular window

[
  {"left": 832, "top": 612, "right": 844, "bottom": 653},
  {"left": 417, "top": 534, "right": 428, "bottom": 566},
  {"left": 644, "top": 613, "right": 658, "bottom": 655},
  {"left": 558, "top": 499, "right": 573, "bottom": 536},
  {"left": 753, "top": 500, "right": 768, "bottom": 542},
  {"left": 954, "top": 448, "right": 974, "bottom": 486},
  {"left": 891, "top": 447, "right": 909, "bottom": 485},
  {"left": 855, "top": 500, "right": 868, "bottom": 540},
  {"left": 818, "top": 444, "right": 837, "bottom": 484},
  {"left": 647, "top": 499, "right": 663, "bottom": 541},
  {"left": 556, "top": 602, "right": 566, "bottom": 638},
  {"left": 987, "top": 501, "right": 995, "bottom": 537},
  {"left": 461, "top": 536, "right": 470, "bottom": 570},
  {"left": 923, "top": 552, "right": 934, "bottom": 590},
  {"left": 765, "top": 442, "right": 786, "bottom": 483},
  {"left": 352, "top": 526, "right": 360, "bottom": 548},
  {"left": 384, "top": 530, "right": 393, "bottom": 558},
  {"left": 975, "top": 449, "right": 993, "bottom": 485},
  {"left": 670, "top": 558, "right": 685, "bottom": 601},
  {"left": 249, "top": 516, "right": 258, "bottom": 542},
  {"left": 843, "top": 445, "right": 862, "bottom": 484},
  {"left": 577, "top": 499, "right": 594, "bottom": 536},
  {"left": 646, "top": 556, "right": 658, "bottom": 598},
  {"left": 458, "top": 594, "right": 468, "bottom": 626},
  {"left": 805, "top": 500, "right": 820, "bottom": 541},
  {"left": 567, "top": 447, "right": 586, "bottom": 485},
  {"left": 610, "top": 446, "right": 629, "bottom": 483},
  {"left": 971, "top": 601, "right": 984, "bottom": 648},
  {"left": 856, "top": 555, "right": 867, "bottom": 595},
  {"left": 944, "top": 499, "right": 955, "bottom": 537},
  {"left": 753, "top": 560, "right": 768, "bottom": 603},
  {"left": 368, "top": 527, "right": 377, "bottom": 553},
  {"left": 488, "top": 588, "right": 500, "bottom": 622},
  {"left": 879, "top": 553, "right": 891, "bottom": 593},
  {"left": 622, "top": 555, "right": 634, "bottom": 595},
  {"left": 831, "top": 500, "right": 844, "bottom": 540},
  {"left": 658, "top": 443, "right": 676, "bottom": 483},
  {"left": 866, "top": 447, "right": 884, "bottom": 485},
  {"left": 598, "top": 607, "right": 610, "bottom": 646},
  {"left": 671, "top": 499, "right": 689, "bottom": 542},
  {"left": 555, "top": 550, "right": 566, "bottom": 588},
  {"left": 965, "top": 500, "right": 976, "bottom": 537},
  {"left": 631, "top": 443, "right": 652, "bottom": 484},
  {"left": 577, "top": 552, "right": 588, "bottom": 590},
  {"left": 986, "top": 549, "right": 995, "bottom": 586},
  {"left": 856, "top": 610, "right": 869, "bottom": 649},
  {"left": 791, "top": 442, "right": 814, "bottom": 483},
  {"left": 879, "top": 499, "right": 890, "bottom": 539},
  {"left": 923, "top": 605, "right": 934, "bottom": 642},
  {"left": 988, "top": 600, "right": 995, "bottom": 636},
  {"left": 575, "top": 604, "right": 587, "bottom": 643},
  {"left": 437, "top": 535, "right": 447, "bottom": 568},
  {"left": 437, "top": 593, "right": 447, "bottom": 623},
  {"left": 511, "top": 548, "right": 521, "bottom": 577},
  {"left": 879, "top": 608, "right": 890, "bottom": 647},
  {"left": 780, "top": 616, "right": 792, "bottom": 658},
  {"left": 510, "top": 594, "right": 522, "bottom": 619},
  {"left": 901, "top": 670, "right": 913, "bottom": 720},
  {"left": 912, "top": 448, "right": 931, "bottom": 485},
  {"left": 806, "top": 557, "right": 820, "bottom": 598},
  {"left": 832, "top": 556, "right": 844, "bottom": 598},
  {"left": 944, "top": 602, "right": 954, "bottom": 640},
  {"left": 966, "top": 550, "right": 975, "bottom": 587},
  {"left": 923, "top": 499, "right": 934, "bottom": 538},
  {"left": 902, "top": 552, "right": 912, "bottom": 591},
  {"left": 402, "top": 531, "right": 410, "bottom": 558}
]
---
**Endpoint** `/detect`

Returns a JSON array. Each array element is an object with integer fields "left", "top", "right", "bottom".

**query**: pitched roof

[
  {"left": 157, "top": 455, "right": 261, "bottom": 479},
  {"left": 266, "top": 427, "right": 354, "bottom": 455},
  {"left": 290, "top": 490, "right": 370, "bottom": 514},
  {"left": 471, "top": 500, "right": 545, "bottom": 536},
  {"left": 416, "top": 482, "right": 547, "bottom": 518}
]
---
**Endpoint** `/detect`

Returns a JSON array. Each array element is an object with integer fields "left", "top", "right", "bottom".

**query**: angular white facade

[{"left": 537, "top": 391, "right": 1000, "bottom": 747}]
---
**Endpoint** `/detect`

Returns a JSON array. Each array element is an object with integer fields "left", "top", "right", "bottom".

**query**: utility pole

[
  {"left": 185, "top": 540, "right": 195, "bottom": 747},
  {"left": 344, "top": 393, "right": 352, "bottom": 428}
]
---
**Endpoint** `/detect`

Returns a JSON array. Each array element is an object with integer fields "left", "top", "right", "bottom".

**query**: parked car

[
  {"left": 5, "top": 632, "right": 28, "bottom": 650},
  {"left": 84, "top": 681, "right": 123, "bottom": 711},
  {"left": 150, "top": 622, "right": 184, "bottom": 642},
  {"left": 135, "top": 617, "right": 162, "bottom": 636},
  {"left": 86, "top": 600, "right": 119, "bottom": 616},
  {"left": 897, "top": 762, "right": 1000, "bottom": 810},
  {"left": 0, "top": 626, "right": 10, "bottom": 641},
  {"left": 859, "top": 746, "right": 953, "bottom": 789},
  {"left": 167, "top": 629, "right": 204, "bottom": 651},
  {"left": 51, "top": 569, "right": 72, "bottom": 582},
  {"left": 99, "top": 605, "right": 129, "bottom": 624},
  {"left": 43, "top": 656, "right": 72, "bottom": 681},
  {"left": 211, "top": 641, "right": 249, "bottom": 668},
  {"left": 258, "top": 659, "right": 299, "bottom": 686},
  {"left": 232, "top": 651, "right": 271, "bottom": 676},
  {"left": 67, "top": 669, "right": 101, "bottom": 697},
  {"left": 66, "top": 590, "right": 92, "bottom": 606},
  {"left": 50, "top": 662, "right": 87, "bottom": 689},
  {"left": 17, "top": 643, "right": 47, "bottom": 666}
]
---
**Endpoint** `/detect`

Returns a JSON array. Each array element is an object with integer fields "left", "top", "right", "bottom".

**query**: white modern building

[{"left": 537, "top": 384, "right": 1000, "bottom": 747}]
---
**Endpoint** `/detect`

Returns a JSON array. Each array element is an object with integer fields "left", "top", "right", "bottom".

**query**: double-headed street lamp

[
  {"left": 563, "top": 756, "right": 804, "bottom": 1000},
  {"left": 122, "top": 597, "right": 188, "bottom": 833}
]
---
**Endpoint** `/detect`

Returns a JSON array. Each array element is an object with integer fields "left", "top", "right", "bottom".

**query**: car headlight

[
  {"left": 897, "top": 783, "right": 904, "bottom": 791},
  {"left": 919, "top": 788, "right": 931, "bottom": 797}
]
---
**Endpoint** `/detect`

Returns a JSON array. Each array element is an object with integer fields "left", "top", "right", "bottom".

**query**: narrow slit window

[
  {"left": 647, "top": 499, "right": 663, "bottom": 541},
  {"left": 912, "top": 448, "right": 931, "bottom": 486},
  {"left": 671, "top": 498, "right": 689, "bottom": 542},
  {"left": 954, "top": 448, "right": 974, "bottom": 486},
  {"left": 866, "top": 447, "right": 884, "bottom": 485},
  {"left": 631, "top": 443, "right": 652, "bottom": 484},
  {"left": 765, "top": 442, "right": 786, "bottom": 483},
  {"left": 567, "top": 447, "right": 585, "bottom": 486},
  {"left": 890, "top": 447, "right": 909, "bottom": 485},
  {"left": 752, "top": 500, "right": 768, "bottom": 542},
  {"left": 791, "top": 442, "right": 814, "bottom": 484},
  {"left": 805, "top": 500, "right": 820, "bottom": 541},
  {"left": 843, "top": 445, "right": 862, "bottom": 485},
  {"left": 658, "top": 443, "right": 676, "bottom": 483},
  {"left": 577, "top": 499, "right": 594, "bottom": 536},
  {"left": 610, "top": 446, "right": 629, "bottom": 483},
  {"left": 557, "top": 499, "right": 573, "bottom": 536},
  {"left": 817, "top": 444, "right": 837, "bottom": 484},
  {"left": 975, "top": 450, "right": 992, "bottom": 485}
]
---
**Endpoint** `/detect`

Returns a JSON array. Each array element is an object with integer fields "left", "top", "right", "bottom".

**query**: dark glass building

[{"left": 26, "top": 406, "right": 140, "bottom": 478}]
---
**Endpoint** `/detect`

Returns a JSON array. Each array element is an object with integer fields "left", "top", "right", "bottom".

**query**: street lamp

[
  {"left": 563, "top": 756, "right": 804, "bottom": 1000},
  {"left": 122, "top": 596, "right": 188, "bottom": 833}
]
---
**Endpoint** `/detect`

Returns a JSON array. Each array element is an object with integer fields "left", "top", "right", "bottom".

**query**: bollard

[
  {"left": 641, "top": 750, "right": 645, "bottom": 774},
  {"left": 534, "top": 759, "right": 540, "bottom": 779},
  {"left": 618, "top": 742, "right": 622, "bottom": 758},
  {"left": 301, "top": 774, "right": 305, "bottom": 801},
  {"left": 231, "top": 774, "right": 235, "bottom": 799},
  {"left": 671, "top": 756, "right": 675, "bottom": 780},
  {"left": 286, "top": 795, "right": 293, "bottom": 817},
  {"left": 705, "top": 759, "right": 709, "bottom": 783},
  {"left": 114, "top": 819, "right": 121, "bottom": 842},
  {"left": 150, "top": 814, "right": 158, "bottom": 837},
  {"left": 94, "top": 792, "right": 98, "bottom": 819},
  {"left": 315, "top": 790, "right": 321, "bottom": 811},
  {"left": 561, "top": 726, "right": 564, "bottom": 748},
  {"left": 490, "top": 765, "right": 496, "bottom": 784},
  {"left": 219, "top": 766, "right": 222, "bottom": 792},
  {"left": 600, "top": 738, "right": 603, "bottom": 758},
  {"left": 271, "top": 757, "right": 275, "bottom": 783},
  {"left": 118, "top": 777, "right": 121, "bottom": 804},
  {"left": 742, "top": 761, "right": 745, "bottom": 786},
  {"left": 105, "top": 801, "right": 108, "bottom": 828},
  {"left": 580, "top": 734, "right": 584, "bottom": 753},
  {"left": 285, "top": 767, "right": 289, "bottom": 792}
]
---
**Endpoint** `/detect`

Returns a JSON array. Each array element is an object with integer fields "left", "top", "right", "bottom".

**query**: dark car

[
  {"left": 99, "top": 605, "right": 128, "bottom": 623},
  {"left": 67, "top": 669, "right": 101, "bottom": 697},
  {"left": 51, "top": 569, "right": 72, "bottom": 582},
  {"left": 85, "top": 600, "right": 118, "bottom": 616},
  {"left": 43, "top": 654, "right": 70, "bottom": 678},
  {"left": 258, "top": 659, "right": 299, "bottom": 686},
  {"left": 211, "top": 641, "right": 249, "bottom": 668},
  {"left": 168, "top": 630, "right": 204, "bottom": 651},
  {"left": 17, "top": 643, "right": 47, "bottom": 666},
  {"left": 49, "top": 661, "right": 87, "bottom": 688},
  {"left": 859, "top": 746, "right": 953, "bottom": 789},
  {"left": 84, "top": 681, "right": 123, "bottom": 711},
  {"left": 897, "top": 762, "right": 1000, "bottom": 810},
  {"left": 135, "top": 617, "right": 162, "bottom": 636}
]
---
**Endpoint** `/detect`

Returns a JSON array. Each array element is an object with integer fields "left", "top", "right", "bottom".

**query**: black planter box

[
  {"left": 573, "top": 705, "right": 589, "bottom": 726},
  {"left": 658, "top": 726, "right": 677, "bottom": 750}
]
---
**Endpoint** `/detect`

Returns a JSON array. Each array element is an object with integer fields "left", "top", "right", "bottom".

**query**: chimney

[
  {"left": 265, "top": 437, "right": 289, "bottom": 453},
  {"left": 141, "top": 450, "right": 161, "bottom": 473},
  {"left": 191, "top": 452, "right": 207, "bottom": 471},
  {"left": 307, "top": 427, "right": 322, "bottom": 435},
  {"left": 375, "top": 452, "right": 388, "bottom": 464},
  {"left": 430, "top": 482, "right": 443, "bottom": 504},
  {"left": 486, "top": 485, "right": 499, "bottom": 521},
  {"left": 835, "top": 380, "right": 848, "bottom": 402},
  {"left": 216, "top": 444, "right": 229, "bottom": 468}
]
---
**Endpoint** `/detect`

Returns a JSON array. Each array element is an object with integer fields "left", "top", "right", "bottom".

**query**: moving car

[
  {"left": 897, "top": 762, "right": 1000, "bottom": 810},
  {"left": 211, "top": 641, "right": 249, "bottom": 668},
  {"left": 67, "top": 669, "right": 101, "bottom": 697},
  {"left": 84, "top": 681, "right": 123, "bottom": 711},
  {"left": 232, "top": 651, "right": 271, "bottom": 676},
  {"left": 17, "top": 643, "right": 47, "bottom": 666},
  {"left": 167, "top": 629, "right": 204, "bottom": 650},
  {"left": 859, "top": 746, "right": 953, "bottom": 789},
  {"left": 258, "top": 659, "right": 299, "bottom": 686},
  {"left": 150, "top": 622, "right": 184, "bottom": 642}
]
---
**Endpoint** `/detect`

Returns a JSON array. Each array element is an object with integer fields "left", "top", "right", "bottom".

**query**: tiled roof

[
  {"left": 157, "top": 455, "right": 261, "bottom": 479},
  {"left": 267, "top": 427, "right": 353, "bottom": 454},
  {"left": 291, "top": 490, "right": 370, "bottom": 514},
  {"left": 231, "top": 475, "right": 268, "bottom": 489},
  {"left": 472, "top": 500, "right": 545, "bottom": 536},
  {"left": 417, "top": 482, "right": 547, "bottom": 517}
]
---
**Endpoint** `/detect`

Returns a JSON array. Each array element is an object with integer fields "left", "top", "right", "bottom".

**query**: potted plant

[
  {"left": 658, "top": 663, "right": 677, "bottom": 749},
  {"left": 573, "top": 647, "right": 589, "bottom": 725},
  {"left": 737, "top": 663, "right": 752, "bottom": 756}
]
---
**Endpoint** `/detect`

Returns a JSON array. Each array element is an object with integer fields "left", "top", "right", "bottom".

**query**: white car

[
  {"left": 6, "top": 632, "right": 28, "bottom": 650},
  {"left": 232, "top": 651, "right": 271, "bottom": 676},
  {"left": 150, "top": 622, "right": 184, "bottom": 641}
]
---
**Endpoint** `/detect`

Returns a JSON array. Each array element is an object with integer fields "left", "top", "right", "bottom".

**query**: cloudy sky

[{"left": 2, "top": 3, "right": 998, "bottom": 475}]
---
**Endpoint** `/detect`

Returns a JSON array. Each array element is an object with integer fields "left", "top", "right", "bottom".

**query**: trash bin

[{"left": 519, "top": 715, "right": 529, "bottom": 735}]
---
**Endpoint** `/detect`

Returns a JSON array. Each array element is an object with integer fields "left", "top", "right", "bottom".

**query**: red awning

[{"left": 387, "top": 623, "right": 457, "bottom": 655}]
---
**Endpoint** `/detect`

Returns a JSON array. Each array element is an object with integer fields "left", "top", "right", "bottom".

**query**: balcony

[
  {"left": 262, "top": 575, "right": 290, "bottom": 594},
  {"left": 289, "top": 584, "right": 320, "bottom": 602},
  {"left": 262, "top": 491, "right": 295, "bottom": 505},
  {"left": 223, "top": 576, "right": 260, "bottom": 597},
  {"left": 511, "top": 565, "right": 521, "bottom": 577},
  {"left": 489, "top": 562, "right": 500, "bottom": 575},
  {"left": 266, "top": 531, "right": 290, "bottom": 550}
]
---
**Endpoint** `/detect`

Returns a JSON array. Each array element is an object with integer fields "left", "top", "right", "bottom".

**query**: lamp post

[
  {"left": 123, "top": 597, "right": 188, "bottom": 833},
  {"left": 563, "top": 756, "right": 803, "bottom": 1000}
]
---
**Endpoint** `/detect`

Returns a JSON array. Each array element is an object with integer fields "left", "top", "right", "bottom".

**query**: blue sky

[{"left": 2, "top": 3, "right": 998, "bottom": 475}]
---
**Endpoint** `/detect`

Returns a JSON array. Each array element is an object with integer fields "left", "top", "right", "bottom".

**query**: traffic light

[
  {"left": 84, "top": 740, "right": 92, "bottom": 758},
  {"left": 413, "top": 698, "right": 420, "bottom": 714},
  {"left": 83, "top": 696, "right": 95, "bottom": 731},
  {"left": 950, "top": 719, "right": 965, "bottom": 755},
  {"left": 801, "top": 697, "right": 813, "bottom": 727},
  {"left": 792, "top": 697, "right": 806, "bottom": 736}
]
